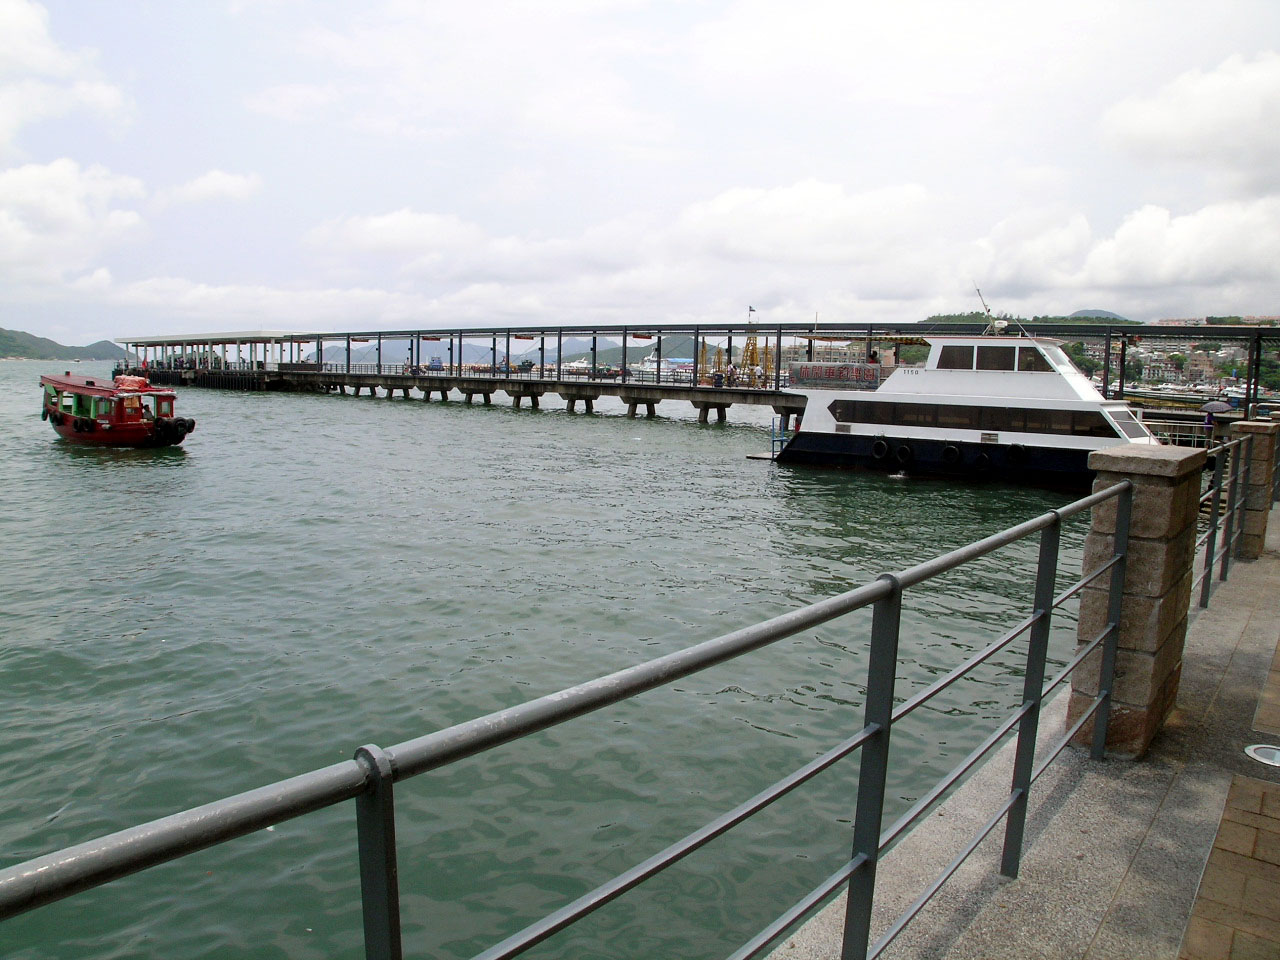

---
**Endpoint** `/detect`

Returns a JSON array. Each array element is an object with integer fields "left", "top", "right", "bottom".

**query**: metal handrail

[
  {"left": 1195, "top": 436, "right": 1251, "bottom": 606},
  {"left": 0, "top": 482, "right": 1134, "bottom": 960}
]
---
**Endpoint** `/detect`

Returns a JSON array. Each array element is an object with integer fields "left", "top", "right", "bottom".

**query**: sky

[{"left": 2, "top": 0, "right": 1279, "bottom": 346}]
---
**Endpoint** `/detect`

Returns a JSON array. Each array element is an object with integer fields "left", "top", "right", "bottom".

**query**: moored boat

[
  {"left": 40, "top": 372, "right": 195, "bottom": 447},
  {"left": 776, "top": 333, "right": 1159, "bottom": 490}
]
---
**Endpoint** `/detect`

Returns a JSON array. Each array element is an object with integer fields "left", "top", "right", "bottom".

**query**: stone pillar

[
  {"left": 1230, "top": 420, "right": 1279, "bottom": 559},
  {"left": 1069, "top": 444, "right": 1205, "bottom": 758}
]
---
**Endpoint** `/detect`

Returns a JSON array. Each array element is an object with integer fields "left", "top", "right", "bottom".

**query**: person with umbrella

[{"left": 1201, "top": 399, "right": 1233, "bottom": 442}]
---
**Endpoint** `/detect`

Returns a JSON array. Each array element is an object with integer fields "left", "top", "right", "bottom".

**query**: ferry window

[
  {"left": 828, "top": 400, "right": 855, "bottom": 422},
  {"left": 158, "top": 400, "right": 172, "bottom": 416},
  {"left": 976, "top": 346, "right": 1016, "bottom": 370},
  {"left": 937, "top": 345, "right": 974, "bottom": 370},
  {"left": 897, "top": 403, "right": 936, "bottom": 427},
  {"left": 980, "top": 407, "right": 1012, "bottom": 432},
  {"left": 1072, "top": 412, "right": 1116, "bottom": 437},
  {"left": 1108, "top": 409, "right": 1151, "bottom": 439},
  {"left": 1017, "top": 348, "right": 1053, "bottom": 372},
  {"left": 936, "top": 405, "right": 977, "bottom": 429}
]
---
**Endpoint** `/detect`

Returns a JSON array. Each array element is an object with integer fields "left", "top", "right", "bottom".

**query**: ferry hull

[
  {"left": 43, "top": 406, "right": 190, "bottom": 448},
  {"left": 776, "top": 432, "right": 1094, "bottom": 491}
]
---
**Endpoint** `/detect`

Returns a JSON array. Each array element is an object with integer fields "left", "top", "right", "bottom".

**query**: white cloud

[
  {"left": 673, "top": 180, "right": 933, "bottom": 264},
  {"left": 153, "top": 170, "right": 263, "bottom": 208},
  {"left": 0, "top": 158, "right": 144, "bottom": 283},
  {"left": 0, "top": 0, "right": 130, "bottom": 150},
  {"left": 243, "top": 83, "right": 337, "bottom": 123},
  {"left": 1103, "top": 52, "right": 1280, "bottom": 193},
  {"left": 1081, "top": 199, "right": 1280, "bottom": 289},
  {"left": 307, "top": 208, "right": 487, "bottom": 256},
  {"left": 0, "top": 0, "right": 78, "bottom": 77}
]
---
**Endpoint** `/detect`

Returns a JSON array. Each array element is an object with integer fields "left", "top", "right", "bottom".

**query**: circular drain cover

[{"left": 1245, "top": 744, "right": 1280, "bottom": 766}]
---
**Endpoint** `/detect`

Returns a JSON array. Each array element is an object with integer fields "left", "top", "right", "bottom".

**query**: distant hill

[
  {"left": 0, "top": 327, "right": 128, "bottom": 360},
  {"left": 1065, "top": 309, "right": 1134, "bottom": 322},
  {"left": 921, "top": 312, "right": 1141, "bottom": 327}
]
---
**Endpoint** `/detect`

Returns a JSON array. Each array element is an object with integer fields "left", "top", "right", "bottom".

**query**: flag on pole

[{"left": 748, "top": 306, "right": 755, "bottom": 312}]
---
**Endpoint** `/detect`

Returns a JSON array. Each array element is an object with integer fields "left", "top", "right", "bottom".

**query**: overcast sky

[{"left": 2, "top": 0, "right": 1279, "bottom": 345}]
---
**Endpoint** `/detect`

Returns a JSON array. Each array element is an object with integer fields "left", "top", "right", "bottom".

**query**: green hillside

[{"left": 0, "top": 328, "right": 127, "bottom": 360}]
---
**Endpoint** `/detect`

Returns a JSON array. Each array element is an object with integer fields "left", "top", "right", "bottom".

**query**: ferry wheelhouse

[
  {"left": 40, "top": 372, "right": 195, "bottom": 447},
  {"left": 776, "top": 334, "right": 1158, "bottom": 489}
]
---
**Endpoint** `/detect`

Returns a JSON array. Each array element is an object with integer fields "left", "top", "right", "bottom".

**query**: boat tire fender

[
  {"left": 184, "top": 418, "right": 196, "bottom": 433},
  {"left": 173, "top": 418, "right": 189, "bottom": 436},
  {"left": 72, "top": 417, "right": 83, "bottom": 432},
  {"left": 1009, "top": 443, "right": 1028, "bottom": 463},
  {"left": 975, "top": 452, "right": 991, "bottom": 471},
  {"left": 871, "top": 439, "right": 890, "bottom": 460},
  {"left": 895, "top": 444, "right": 913, "bottom": 465},
  {"left": 942, "top": 444, "right": 960, "bottom": 464},
  {"left": 83, "top": 418, "right": 96, "bottom": 432}
]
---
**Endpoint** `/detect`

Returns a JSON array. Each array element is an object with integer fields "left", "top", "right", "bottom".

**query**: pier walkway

[
  {"left": 132, "top": 364, "right": 809, "bottom": 423},
  {"left": 772, "top": 505, "right": 1280, "bottom": 960}
]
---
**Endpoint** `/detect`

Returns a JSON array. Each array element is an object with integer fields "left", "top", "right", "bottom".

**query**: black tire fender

[
  {"left": 871, "top": 439, "right": 890, "bottom": 460},
  {"left": 895, "top": 444, "right": 913, "bottom": 465},
  {"left": 942, "top": 444, "right": 960, "bottom": 464},
  {"left": 1009, "top": 443, "right": 1028, "bottom": 463}
]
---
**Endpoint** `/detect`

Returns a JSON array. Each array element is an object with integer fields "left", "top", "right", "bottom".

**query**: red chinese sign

[{"left": 788, "top": 362, "right": 881, "bottom": 389}]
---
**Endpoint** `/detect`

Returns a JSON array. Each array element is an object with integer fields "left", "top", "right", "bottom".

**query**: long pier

[
  {"left": 117, "top": 319, "right": 1280, "bottom": 423},
  {"left": 131, "top": 361, "right": 807, "bottom": 423}
]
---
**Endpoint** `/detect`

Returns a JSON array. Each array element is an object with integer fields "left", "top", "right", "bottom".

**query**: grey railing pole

[
  {"left": 355, "top": 745, "right": 402, "bottom": 960},
  {"left": 1235, "top": 434, "right": 1254, "bottom": 559},
  {"left": 840, "top": 574, "right": 903, "bottom": 960},
  {"left": 1221, "top": 441, "right": 1242, "bottom": 581},
  {"left": 1200, "top": 450, "right": 1225, "bottom": 607},
  {"left": 1000, "top": 511, "right": 1061, "bottom": 877},
  {"left": 1092, "top": 482, "right": 1132, "bottom": 759}
]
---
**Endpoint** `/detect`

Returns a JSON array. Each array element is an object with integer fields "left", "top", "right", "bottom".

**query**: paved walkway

[{"left": 772, "top": 507, "right": 1280, "bottom": 960}]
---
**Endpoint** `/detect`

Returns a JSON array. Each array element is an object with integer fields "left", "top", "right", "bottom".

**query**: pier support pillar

[
  {"left": 464, "top": 393, "right": 474, "bottom": 404},
  {"left": 583, "top": 398, "right": 594, "bottom": 413},
  {"left": 626, "top": 403, "right": 637, "bottom": 418},
  {"left": 1230, "top": 420, "right": 1279, "bottom": 559},
  {"left": 1069, "top": 444, "right": 1205, "bottom": 758},
  {"left": 566, "top": 398, "right": 577, "bottom": 412},
  {"left": 530, "top": 395, "right": 539, "bottom": 409},
  {"left": 716, "top": 406, "right": 726, "bottom": 423},
  {"left": 482, "top": 393, "right": 492, "bottom": 406},
  {"left": 645, "top": 403, "right": 657, "bottom": 418},
  {"left": 513, "top": 395, "right": 523, "bottom": 408},
  {"left": 697, "top": 406, "right": 709, "bottom": 424}
]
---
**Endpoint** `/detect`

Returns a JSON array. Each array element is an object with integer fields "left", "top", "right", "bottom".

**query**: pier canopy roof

[{"left": 116, "top": 330, "right": 321, "bottom": 348}]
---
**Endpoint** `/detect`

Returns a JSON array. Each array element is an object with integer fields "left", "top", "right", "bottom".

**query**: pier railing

[
  {"left": 1193, "top": 436, "right": 1251, "bottom": 607},
  {"left": 1, "top": 484, "right": 1134, "bottom": 959}
]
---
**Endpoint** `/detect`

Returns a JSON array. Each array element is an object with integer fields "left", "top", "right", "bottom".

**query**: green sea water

[{"left": 0, "top": 360, "right": 1087, "bottom": 959}]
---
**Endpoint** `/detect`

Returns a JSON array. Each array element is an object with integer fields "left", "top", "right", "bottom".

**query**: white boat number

[{"left": 901, "top": 369, "right": 920, "bottom": 375}]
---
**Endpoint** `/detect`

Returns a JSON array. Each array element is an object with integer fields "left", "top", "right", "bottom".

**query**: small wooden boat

[{"left": 39, "top": 372, "right": 195, "bottom": 447}]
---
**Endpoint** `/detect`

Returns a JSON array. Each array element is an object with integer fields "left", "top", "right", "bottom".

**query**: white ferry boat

[{"left": 776, "top": 333, "right": 1159, "bottom": 489}]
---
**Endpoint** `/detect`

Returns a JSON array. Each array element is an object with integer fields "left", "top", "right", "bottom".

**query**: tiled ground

[{"left": 1179, "top": 777, "right": 1280, "bottom": 960}]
